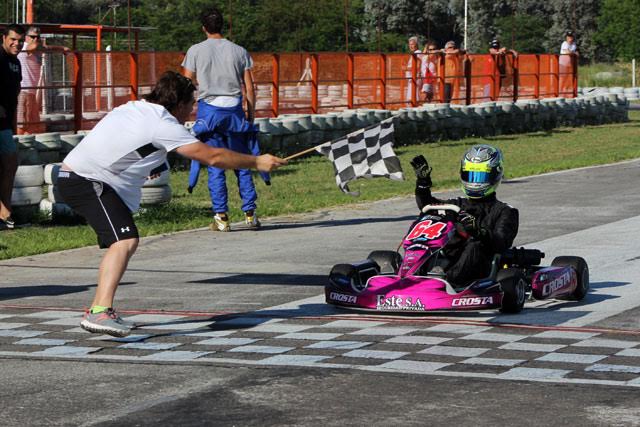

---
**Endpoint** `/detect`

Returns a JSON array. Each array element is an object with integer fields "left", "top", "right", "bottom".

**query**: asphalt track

[{"left": 2, "top": 159, "right": 640, "bottom": 426}]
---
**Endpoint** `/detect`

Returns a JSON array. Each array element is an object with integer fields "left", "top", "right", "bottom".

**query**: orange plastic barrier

[{"left": 16, "top": 51, "right": 577, "bottom": 133}]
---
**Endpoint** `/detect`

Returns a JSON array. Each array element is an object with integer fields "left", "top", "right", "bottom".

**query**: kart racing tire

[
  {"left": 329, "top": 263, "right": 365, "bottom": 292},
  {"left": 498, "top": 268, "right": 527, "bottom": 314},
  {"left": 551, "top": 256, "right": 589, "bottom": 301},
  {"left": 367, "top": 250, "right": 402, "bottom": 274}
]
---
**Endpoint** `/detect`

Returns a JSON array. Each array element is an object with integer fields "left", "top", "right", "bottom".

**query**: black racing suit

[{"left": 416, "top": 180, "right": 519, "bottom": 286}]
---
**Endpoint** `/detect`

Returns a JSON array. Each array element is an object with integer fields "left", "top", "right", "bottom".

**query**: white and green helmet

[{"left": 460, "top": 144, "right": 504, "bottom": 198}]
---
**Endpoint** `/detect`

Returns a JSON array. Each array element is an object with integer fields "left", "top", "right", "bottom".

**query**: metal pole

[
  {"left": 633, "top": 59, "right": 637, "bottom": 88},
  {"left": 463, "top": 0, "right": 468, "bottom": 50}
]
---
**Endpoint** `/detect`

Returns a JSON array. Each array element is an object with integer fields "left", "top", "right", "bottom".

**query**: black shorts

[{"left": 56, "top": 171, "right": 139, "bottom": 248}]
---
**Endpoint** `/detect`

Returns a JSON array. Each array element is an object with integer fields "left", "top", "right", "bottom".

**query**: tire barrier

[
  {"left": 10, "top": 164, "right": 44, "bottom": 224},
  {"left": 141, "top": 185, "right": 172, "bottom": 205},
  {"left": 252, "top": 94, "right": 631, "bottom": 156}
]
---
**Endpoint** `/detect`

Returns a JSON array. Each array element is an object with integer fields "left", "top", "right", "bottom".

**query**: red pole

[
  {"left": 73, "top": 52, "right": 83, "bottom": 132},
  {"left": 347, "top": 53, "right": 354, "bottom": 109},
  {"left": 380, "top": 53, "right": 386, "bottom": 109},
  {"left": 534, "top": 55, "right": 540, "bottom": 99},
  {"left": 130, "top": 52, "right": 138, "bottom": 100},
  {"left": 311, "top": 54, "right": 318, "bottom": 114},
  {"left": 272, "top": 54, "right": 279, "bottom": 117},
  {"left": 411, "top": 53, "right": 417, "bottom": 107},
  {"left": 26, "top": 0, "right": 34, "bottom": 23}
]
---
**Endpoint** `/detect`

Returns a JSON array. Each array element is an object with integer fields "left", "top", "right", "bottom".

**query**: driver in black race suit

[{"left": 411, "top": 144, "right": 519, "bottom": 286}]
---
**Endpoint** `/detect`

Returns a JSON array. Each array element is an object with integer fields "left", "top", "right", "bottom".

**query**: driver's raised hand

[{"left": 410, "top": 155, "right": 432, "bottom": 187}]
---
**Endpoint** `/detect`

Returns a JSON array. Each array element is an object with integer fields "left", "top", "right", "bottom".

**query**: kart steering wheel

[{"left": 420, "top": 204, "right": 461, "bottom": 215}]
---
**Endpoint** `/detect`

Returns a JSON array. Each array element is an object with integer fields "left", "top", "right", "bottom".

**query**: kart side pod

[{"left": 329, "top": 260, "right": 379, "bottom": 292}]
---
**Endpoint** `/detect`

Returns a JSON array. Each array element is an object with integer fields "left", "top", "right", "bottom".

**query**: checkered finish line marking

[{"left": 2, "top": 306, "right": 640, "bottom": 388}]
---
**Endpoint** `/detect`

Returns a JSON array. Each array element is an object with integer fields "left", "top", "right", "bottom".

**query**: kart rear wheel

[
  {"left": 551, "top": 256, "right": 589, "bottom": 301},
  {"left": 498, "top": 268, "right": 527, "bottom": 314},
  {"left": 329, "top": 264, "right": 365, "bottom": 292},
  {"left": 367, "top": 250, "right": 402, "bottom": 274}
]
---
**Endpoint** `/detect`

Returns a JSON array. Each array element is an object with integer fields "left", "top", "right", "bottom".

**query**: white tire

[
  {"left": 11, "top": 186, "right": 43, "bottom": 206},
  {"left": 39, "top": 198, "right": 79, "bottom": 220},
  {"left": 14, "top": 165, "right": 44, "bottom": 187},
  {"left": 143, "top": 169, "right": 170, "bottom": 187},
  {"left": 44, "top": 163, "right": 62, "bottom": 185},
  {"left": 141, "top": 185, "right": 172, "bottom": 205},
  {"left": 47, "top": 184, "right": 64, "bottom": 203}
]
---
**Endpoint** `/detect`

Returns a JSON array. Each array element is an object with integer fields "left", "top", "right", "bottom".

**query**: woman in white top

[{"left": 559, "top": 31, "right": 578, "bottom": 94}]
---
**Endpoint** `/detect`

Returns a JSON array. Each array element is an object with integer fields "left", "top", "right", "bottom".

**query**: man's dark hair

[
  {"left": 3, "top": 24, "right": 26, "bottom": 37},
  {"left": 200, "top": 7, "right": 224, "bottom": 34},
  {"left": 144, "top": 71, "right": 195, "bottom": 112}
]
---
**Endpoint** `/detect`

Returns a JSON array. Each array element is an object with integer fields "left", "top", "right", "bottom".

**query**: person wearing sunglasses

[
  {"left": 17, "top": 26, "right": 69, "bottom": 135},
  {"left": 410, "top": 144, "right": 519, "bottom": 286}
]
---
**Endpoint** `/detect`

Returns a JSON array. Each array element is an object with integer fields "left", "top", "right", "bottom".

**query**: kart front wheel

[
  {"left": 498, "top": 268, "right": 527, "bottom": 314},
  {"left": 329, "top": 264, "right": 366, "bottom": 292},
  {"left": 551, "top": 256, "right": 589, "bottom": 301},
  {"left": 367, "top": 250, "right": 402, "bottom": 275}
]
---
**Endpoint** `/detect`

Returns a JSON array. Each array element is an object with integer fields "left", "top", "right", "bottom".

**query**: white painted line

[
  {"left": 32, "top": 346, "right": 100, "bottom": 356},
  {"left": 0, "top": 315, "right": 14, "bottom": 320},
  {"left": 213, "top": 317, "right": 284, "bottom": 327},
  {"left": 16, "top": 338, "right": 74, "bottom": 346},
  {"left": 41, "top": 317, "right": 83, "bottom": 326},
  {"left": 0, "top": 330, "right": 47, "bottom": 338},
  {"left": 305, "top": 341, "right": 371, "bottom": 350},
  {"left": 169, "top": 330, "right": 235, "bottom": 338},
  {"left": 616, "top": 349, "right": 640, "bottom": 357},
  {"left": 586, "top": 364, "right": 640, "bottom": 374},
  {"left": 499, "top": 342, "right": 566, "bottom": 352},
  {"left": 228, "top": 345, "right": 294, "bottom": 354},
  {"left": 348, "top": 327, "right": 418, "bottom": 336},
  {"left": 419, "top": 345, "right": 489, "bottom": 357},
  {"left": 248, "top": 323, "right": 314, "bottom": 333},
  {"left": 461, "top": 357, "right": 524, "bottom": 367},
  {"left": 194, "top": 337, "right": 260, "bottom": 346},
  {"left": 140, "top": 351, "right": 213, "bottom": 361},
  {"left": 460, "top": 332, "right": 528, "bottom": 343},
  {"left": 274, "top": 332, "right": 343, "bottom": 341},
  {"left": 424, "top": 324, "right": 492, "bottom": 334},
  {"left": 500, "top": 367, "right": 570, "bottom": 379},
  {"left": 121, "top": 314, "right": 187, "bottom": 323},
  {"left": 532, "top": 331, "right": 599, "bottom": 340},
  {"left": 21, "top": 310, "right": 82, "bottom": 319},
  {"left": 572, "top": 338, "right": 640, "bottom": 349},
  {"left": 140, "top": 320, "right": 215, "bottom": 331},
  {"left": 89, "top": 334, "right": 153, "bottom": 342},
  {"left": 256, "top": 355, "right": 331, "bottom": 365},
  {"left": 316, "top": 320, "right": 387, "bottom": 329},
  {"left": 342, "top": 349, "right": 409, "bottom": 360},
  {"left": 384, "top": 336, "right": 452, "bottom": 345},
  {"left": 118, "top": 342, "right": 181, "bottom": 351},
  {"left": 377, "top": 360, "right": 451, "bottom": 372},
  {"left": 0, "top": 322, "right": 29, "bottom": 330},
  {"left": 536, "top": 353, "right": 607, "bottom": 364}
]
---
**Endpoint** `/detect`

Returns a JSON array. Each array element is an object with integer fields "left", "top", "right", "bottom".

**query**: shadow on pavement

[
  {"left": 0, "top": 282, "right": 136, "bottom": 301},
  {"left": 188, "top": 273, "right": 326, "bottom": 286}
]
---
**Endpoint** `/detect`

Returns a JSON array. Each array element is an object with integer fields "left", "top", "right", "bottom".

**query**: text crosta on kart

[{"left": 326, "top": 204, "right": 589, "bottom": 314}]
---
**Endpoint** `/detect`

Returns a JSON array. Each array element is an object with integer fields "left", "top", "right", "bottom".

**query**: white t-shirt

[
  {"left": 17, "top": 45, "right": 42, "bottom": 92},
  {"left": 64, "top": 100, "right": 197, "bottom": 212},
  {"left": 559, "top": 41, "right": 576, "bottom": 66}
]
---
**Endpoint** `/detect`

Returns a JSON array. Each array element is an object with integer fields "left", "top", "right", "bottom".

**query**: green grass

[
  {"left": 1, "top": 111, "right": 639, "bottom": 260},
  {"left": 579, "top": 62, "right": 638, "bottom": 88}
]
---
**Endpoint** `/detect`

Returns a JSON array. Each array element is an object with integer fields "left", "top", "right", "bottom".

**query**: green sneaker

[{"left": 80, "top": 308, "right": 131, "bottom": 337}]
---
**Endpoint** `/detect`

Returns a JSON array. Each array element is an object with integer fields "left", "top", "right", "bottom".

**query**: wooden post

[
  {"left": 311, "top": 54, "right": 318, "bottom": 114},
  {"left": 512, "top": 53, "right": 519, "bottom": 102},
  {"left": 129, "top": 51, "right": 138, "bottom": 101},
  {"left": 272, "top": 54, "right": 279, "bottom": 117},
  {"left": 437, "top": 52, "right": 445, "bottom": 103},
  {"left": 555, "top": 55, "right": 560, "bottom": 97},
  {"left": 534, "top": 54, "right": 540, "bottom": 99},
  {"left": 465, "top": 56, "right": 472, "bottom": 105}
]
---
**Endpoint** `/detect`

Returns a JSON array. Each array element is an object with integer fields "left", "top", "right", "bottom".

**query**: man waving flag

[{"left": 315, "top": 117, "right": 404, "bottom": 195}]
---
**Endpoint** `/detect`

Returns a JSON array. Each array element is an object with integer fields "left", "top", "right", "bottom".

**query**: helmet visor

[{"left": 461, "top": 162, "right": 497, "bottom": 184}]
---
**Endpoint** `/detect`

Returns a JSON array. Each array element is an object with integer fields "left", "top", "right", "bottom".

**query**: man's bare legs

[{"left": 91, "top": 238, "right": 139, "bottom": 308}]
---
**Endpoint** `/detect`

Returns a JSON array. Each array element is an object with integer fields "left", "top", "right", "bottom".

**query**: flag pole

[{"left": 283, "top": 143, "right": 328, "bottom": 161}]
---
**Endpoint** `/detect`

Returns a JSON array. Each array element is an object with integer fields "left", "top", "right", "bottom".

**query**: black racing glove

[
  {"left": 410, "top": 155, "right": 432, "bottom": 187},
  {"left": 459, "top": 211, "right": 478, "bottom": 237}
]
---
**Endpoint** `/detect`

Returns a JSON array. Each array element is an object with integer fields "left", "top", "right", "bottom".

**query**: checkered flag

[{"left": 316, "top": 118, "right": 404, "bottom": 195}]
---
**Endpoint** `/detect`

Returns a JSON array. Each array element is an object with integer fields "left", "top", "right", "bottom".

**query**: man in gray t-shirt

[{"left": 182, "top": 6, "right": 262, "bottom": 232}]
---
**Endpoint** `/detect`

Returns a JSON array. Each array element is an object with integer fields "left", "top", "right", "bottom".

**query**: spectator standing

[
  {"left": 404, "top": 36, "right": 422, "bottom": 102},
  {"left": 182, "top": 6, "right": 264, "bottom": 232},
  {"left": 0, "top": 24, "right": 25, "bottom": 230},
  {"left": 420, "top": 40, "right": 438, "bottom": 102},
  {"left": 17, "top": 26, "right": 70, "bottom": 135},
  {"left": 443, "top": 40, "right": 464, "bottom": 103},
  {"left": 483, "top": 38, "right": 517, "bottom": 100},
  {"left": 57, "top": 71, "right": 286, "bottom": 337},
  {"left": 559, "top": 31, "right": 578, "bottom": 94}
]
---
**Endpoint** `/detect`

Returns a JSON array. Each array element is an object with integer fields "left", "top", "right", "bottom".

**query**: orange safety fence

[{"left": 16, "top": 51, "right": 577, "bottom": 134}]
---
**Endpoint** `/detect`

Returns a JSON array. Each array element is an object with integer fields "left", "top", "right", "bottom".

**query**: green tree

[{"left": 594, "top": 0, "right": 640, "bottom": 61}]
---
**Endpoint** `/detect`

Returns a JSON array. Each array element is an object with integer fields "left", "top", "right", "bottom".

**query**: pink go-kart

[{"left": 326, "top": 204, "right": 589, "bottom": 314}]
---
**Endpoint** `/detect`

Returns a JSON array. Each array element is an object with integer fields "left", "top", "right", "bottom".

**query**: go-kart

[{"left": 326, "top": 204, "right": 589, "bottom": 314}]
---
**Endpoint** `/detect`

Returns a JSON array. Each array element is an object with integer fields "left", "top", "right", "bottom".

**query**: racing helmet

[{"left": 460, "top": 144, "right": 504, "bottom": 199}]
